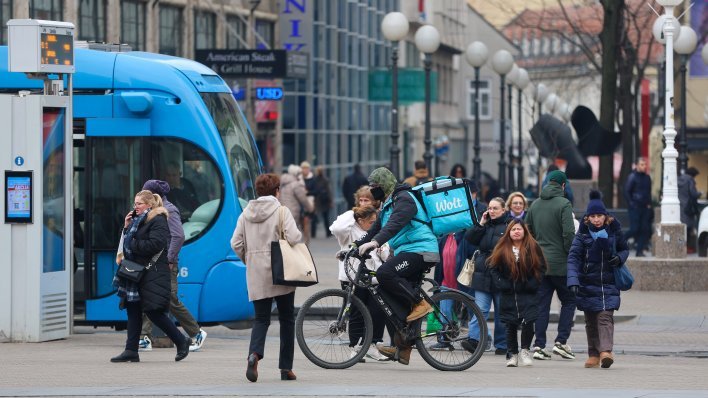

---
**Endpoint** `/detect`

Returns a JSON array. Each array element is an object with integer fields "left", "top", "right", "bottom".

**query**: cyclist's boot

[
  {"left": 406, "top": 299, "right": 433, "bottom": 322},
  {"left": 377, "top": 345, "right": 411, "bottom": 365}
]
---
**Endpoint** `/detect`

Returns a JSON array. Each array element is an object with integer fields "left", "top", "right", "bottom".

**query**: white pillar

[{"left": 660, "top": 7, "right": 681, "bottom": 225}]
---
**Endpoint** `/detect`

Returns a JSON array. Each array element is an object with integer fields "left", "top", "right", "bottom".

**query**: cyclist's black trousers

[{"left": 376, "top": 252, "right": 434, "bottom": 307}]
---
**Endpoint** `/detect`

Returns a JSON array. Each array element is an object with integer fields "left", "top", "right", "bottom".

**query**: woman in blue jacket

[{"left": 567, "top": 191, "right": 628, "bottom": 369}]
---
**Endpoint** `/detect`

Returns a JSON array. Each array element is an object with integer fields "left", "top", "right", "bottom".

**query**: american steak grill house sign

[{"left": 195, "top": 50, "right": 287, "bottom": 78}]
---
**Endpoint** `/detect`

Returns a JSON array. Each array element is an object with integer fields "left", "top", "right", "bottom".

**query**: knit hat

[
  {"left": 287, "top": 164, "right": 301, "bottom": 176},
  {"left": 142, "top": 179, "right": 170, "bottom": 197},
  {"left": 368, "top": 167, "right": 397, "bottom": 197},
  {"left": 547, "top": 170, "right": 567, "bottom": 185},
  {"left": 586, "top": 190, "right": 608, "bottom": 216}
]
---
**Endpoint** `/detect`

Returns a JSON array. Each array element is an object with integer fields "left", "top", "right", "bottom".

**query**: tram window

[
  {"left": 151, "top": 139, "right": 223, "bottom": 241},
  {"left": 201, "top": 92, "right": 260, "bottom": 209}
]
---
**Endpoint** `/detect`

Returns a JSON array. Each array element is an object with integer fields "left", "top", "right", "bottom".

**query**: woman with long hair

[{"left": 488, "top": 220, "right": 546, "bottom": 367}]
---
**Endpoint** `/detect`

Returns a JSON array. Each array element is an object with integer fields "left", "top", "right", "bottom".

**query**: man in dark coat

[
  {"left": 678, "top": 167, "right": 702, "bottom": 253},
  {"left": 525, "top": 170, "right": 577, "bottom": 361},
  {"left": 342, "top": 164, "right": 369, "bottom": 209},
  {"left": 623, "top": 157, "right": 652, "bottom": 257}
]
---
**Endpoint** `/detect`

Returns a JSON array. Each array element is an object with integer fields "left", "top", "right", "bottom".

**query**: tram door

[{"left": 72, "top": 125, "right": 150, "bottom": 320}]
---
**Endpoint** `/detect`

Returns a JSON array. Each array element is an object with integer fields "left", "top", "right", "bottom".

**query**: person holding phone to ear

[{"left": 461, "top": 197, "right": 510, "bottom": 356}]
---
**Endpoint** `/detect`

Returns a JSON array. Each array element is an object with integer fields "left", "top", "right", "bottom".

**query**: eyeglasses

[
  {"left": 511, "top": 202, "right": 524, "bottom": 206},
  {"left": 134, "top": 202, "right": 146, "bottom": 207}
]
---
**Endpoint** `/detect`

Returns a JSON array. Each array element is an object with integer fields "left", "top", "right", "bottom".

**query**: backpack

[{"left": 409, "top": 177, "right": 481, "bottom": 237}]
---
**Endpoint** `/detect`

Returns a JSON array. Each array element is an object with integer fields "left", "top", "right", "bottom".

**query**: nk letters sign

[
  {"left": 368, "top": 68, "right": 438, "bottom": 104},
  {"left": 196, "top": 49, "right": 287, "bottom": 78}
]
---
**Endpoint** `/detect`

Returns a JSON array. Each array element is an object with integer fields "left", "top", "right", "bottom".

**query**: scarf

[
  {"left": 113, "top": 210, "right": 149, "bottom": 306},
  {"left": 588, "top": 224, "right": 608, "bottom": 240}
]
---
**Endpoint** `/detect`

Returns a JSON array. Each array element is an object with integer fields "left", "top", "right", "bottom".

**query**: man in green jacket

[{"left": 525, "top": 170, "right": 577, "bottom": 361}]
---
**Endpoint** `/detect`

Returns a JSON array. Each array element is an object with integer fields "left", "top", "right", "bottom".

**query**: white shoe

[
  {"left": 350, "top": 345, "right": 365, "bottom": 363},
  {"left": 532, "top": 346, "right": 551, "bottom": 360},
  {"left": 506, "top": 354, "right": 518, "bottom": 367},
  {"left": 189, "top": 329, "right": 207, "bottom": 352},
  {"left": 138, "top": 336, "right": 152, "bottom": 352},
  {"left": 519, "top": 349, "right": 533, "bottom": 366},
  {"left": 365, "top": 344, "right": 389, "bottom": 361},
  {"left": 552, "top": 342, "right": 576, "bottom": 359}
]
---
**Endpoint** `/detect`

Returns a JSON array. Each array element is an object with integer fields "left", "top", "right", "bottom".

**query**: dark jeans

[
  {"left": 376, "top": 252, "right": 433, "bottom": 307},
  {"left": 341, "top": 282, "right": 393, "bottom": 346},
  {"left": 249, "top": 292, "right": 295, "bottom": 370},
  {"left": 584, "top": 310, "right": 614, "bottom": 356},
  {"left": 627, "top": 206, "right": 652, "bottom": 253},
  {"left": 506, "top": 320, "right": 534, "bottom": 355},
  {"left": 534, "top": 275, "right": 577, "bottom": 349},
  {"left": 125, "top": 301, "right": 185, "bottom": 352},
  {"left": 311, "top": 210, "right": 332, "bottom": 237},
  {"left": 141, "top": 264, "right": 200, "bottom": 338}
]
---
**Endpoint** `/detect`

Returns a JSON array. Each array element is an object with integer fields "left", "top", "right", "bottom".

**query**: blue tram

[{"left": 0, "top": 45, "right": 261, "bottom": 326}]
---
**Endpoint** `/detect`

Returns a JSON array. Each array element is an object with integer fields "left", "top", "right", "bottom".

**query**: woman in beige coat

[{"left": 231, "top": 173, "right": 302, "bottom": 383}]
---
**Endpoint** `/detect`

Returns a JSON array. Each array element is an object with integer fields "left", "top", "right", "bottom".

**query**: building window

[
  {"left": 159, "top": 5, "right": 182, "bottom": 56},
  {"left": 194, "top": 11, "right": 216, "bottom": 51},
  {"left": 30, "top": 0, "right": 62, "bottom": 20},
  {"left": 226, "top": 15, "right": 246, "bottom": 49},
  {"left": 78, "top": 0, "right": 106, "bottom": 42},
  {"left": 121, "top": 0, "right": 145, "bottom": 51},
  {"left": 468, "top": 79, "right": 491, "bottom": 120},
  {"left": 1, "top": 0, "right": 11, "bottom": 45},
  {"left": 255, "top": 19, "right": 274, "bottom": 49}
]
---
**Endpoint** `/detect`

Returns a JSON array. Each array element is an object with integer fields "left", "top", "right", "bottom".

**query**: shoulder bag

[
  {"left": 613, "top": 264, "right": 634, "bottom": 291},
  {"left": 457, "top": 249, "right": 479, "bottom": 287},
  {"left": 117, "top": 249, "right": 164, "bottom": 283},
  {"left": 271, "top": 207, "right": 319, "bottom": 287}
]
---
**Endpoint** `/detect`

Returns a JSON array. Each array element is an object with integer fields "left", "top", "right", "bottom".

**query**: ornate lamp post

[
  {"left": 381, "top": 12, "right": 410, "bottom": 179},
  {"left": 533, "top": 83, "right": 549, "bottom": 195},
  {"left": 491, "top": 50, "right": 514, "bottom": 194},
  {"left": 674, "top": 25, "right": 697, "bottom": 176},
  {"left": 415, "top": 25, "right": 441, "bottom": 173},
  {"left": 515, "top": 68, "right": 530, "bottom": 191},
  {"left": 465, "top": 41, "right": 488, "bottom": 185}
]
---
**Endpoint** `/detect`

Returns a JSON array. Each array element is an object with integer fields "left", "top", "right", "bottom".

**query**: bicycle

[{"left": 295, "top": 248, "right": 488, "bottom": 371}]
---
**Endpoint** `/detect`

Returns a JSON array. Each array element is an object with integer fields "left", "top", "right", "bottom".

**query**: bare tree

[{"left": 498, "top": 0, "right": 661, "bottom": 205}]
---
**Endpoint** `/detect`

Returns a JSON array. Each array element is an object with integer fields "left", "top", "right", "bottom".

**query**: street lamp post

[
  {"left": 465, "top": 41, "right": 488, "bottom": 185},
  {"left": 656, "top": 0, "right": 683, "bottom": 228},
  {"left": 382, "top": 12, "right": 410, "bottom": 179},
  {"left": 533, "top": 83, "right": 549, "bottom": 195},
  {"left": 507, "top": 64, "right": 518, "bottom": 192},
  {"left": 491, "top": 50, "right": 514, "bottom": 194},
  {"left": 415, "top": 25, "right": 441, "bottom": 174},
  {"left": 674, "top": 25, "right": 697, "bottom": 176},
  {"left": 515, "top": 68, "right": 530, "bottom": 191}
]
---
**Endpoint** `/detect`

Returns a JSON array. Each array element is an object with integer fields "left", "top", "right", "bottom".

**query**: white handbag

[
  {"left": 271, "top": 207, "right": 318, "bottom": 287},
  {"left": 456, "top": 250, "right": 479, "bottom": 287}
]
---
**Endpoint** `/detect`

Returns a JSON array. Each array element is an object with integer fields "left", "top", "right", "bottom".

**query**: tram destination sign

[{"left": 196, "top": 49, "right": 287, "bottom": 78}]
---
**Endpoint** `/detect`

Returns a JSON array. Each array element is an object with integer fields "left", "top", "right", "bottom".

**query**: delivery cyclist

[{"left": 353, "top": 167, "right": 440, "bottom": 365}]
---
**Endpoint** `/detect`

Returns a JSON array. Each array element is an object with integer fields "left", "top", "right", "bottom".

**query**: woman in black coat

[
  {"left": 489, "top": 219, "right": 546, "bottom": 367},
  {"left": 111, "top": 190, "right": 190, "bottom": 363},
  {"left": 461, "top": 197, "right": 510, "bottom": 354}
]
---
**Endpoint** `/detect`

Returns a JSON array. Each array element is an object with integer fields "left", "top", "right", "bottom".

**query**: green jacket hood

[{"left": 540, "top": 182, "right": 564, "bottom": 200}]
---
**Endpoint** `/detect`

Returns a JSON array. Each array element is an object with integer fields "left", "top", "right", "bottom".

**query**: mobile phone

[{"left": 131, "top": 209, "right": 138, "bottom": 217}]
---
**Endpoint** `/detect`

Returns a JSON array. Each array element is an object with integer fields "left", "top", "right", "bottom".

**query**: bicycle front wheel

[
  {"left": 295, "top": 288, "right": 373, "bottom": 369},
  {"left": 415, "top": 290, "right": 488, "bottom": 371}
]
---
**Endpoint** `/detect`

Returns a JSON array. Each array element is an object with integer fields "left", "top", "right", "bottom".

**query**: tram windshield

[{"left": 201, "top": 93, "right": 261, "bottom": 209}]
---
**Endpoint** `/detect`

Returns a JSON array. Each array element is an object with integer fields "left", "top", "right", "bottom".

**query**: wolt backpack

[{"left": 410, "top": 177, "right": 481, "bottom": 237}]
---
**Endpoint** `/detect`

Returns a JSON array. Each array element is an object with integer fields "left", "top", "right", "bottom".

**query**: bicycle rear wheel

[
  {"left": 415, "top": 290, "right": 487, "bottom": 371},
  {"left": 295, "top": 288, "right": 373, "bottom": 369}
]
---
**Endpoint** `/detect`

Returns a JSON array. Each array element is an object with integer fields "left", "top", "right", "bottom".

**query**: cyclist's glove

[{"left": 358, "top": 240, "right": 379, "bottom": 256}]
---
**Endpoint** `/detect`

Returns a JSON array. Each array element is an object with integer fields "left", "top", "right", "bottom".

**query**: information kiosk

[{"left": 0, "top": 20, "right": 74, "bottom": 342}]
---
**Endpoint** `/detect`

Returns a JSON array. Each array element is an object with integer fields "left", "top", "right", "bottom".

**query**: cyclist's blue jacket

[{"left": 356, "top": 185, "right": 439, "bottom": 262}]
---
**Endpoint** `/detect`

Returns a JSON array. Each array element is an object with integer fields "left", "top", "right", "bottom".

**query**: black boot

[
  {"left": 175, "top": 337, "right": 191, "bottom": 362},
  {"left": 110, "top": 350, "right": 139, "bottom": 363}
]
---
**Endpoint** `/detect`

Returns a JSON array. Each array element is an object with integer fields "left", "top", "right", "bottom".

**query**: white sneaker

[
  {"left": 350, "top": 345, "right": 365, "bottom": 363},
  {"left": 365, "top": 344, "right": 389, "bottom": 361},
  {"left": 189, "top": 329, "right": 207, "bottom": 352},
  {"left": 532, "top": 346, "right": 551, "bottom": 360},
  {"left": 138, "top": 335, "right": 152, "bottom": 352},
  {"left": 519, "top": 349, "right": 533, "bottom": 366},
  {"left": 506, "top": 354, "right": 518, "bottom": 367},
  {"left": 552, "top": 342, "right": 576, "bottom": 359}
]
